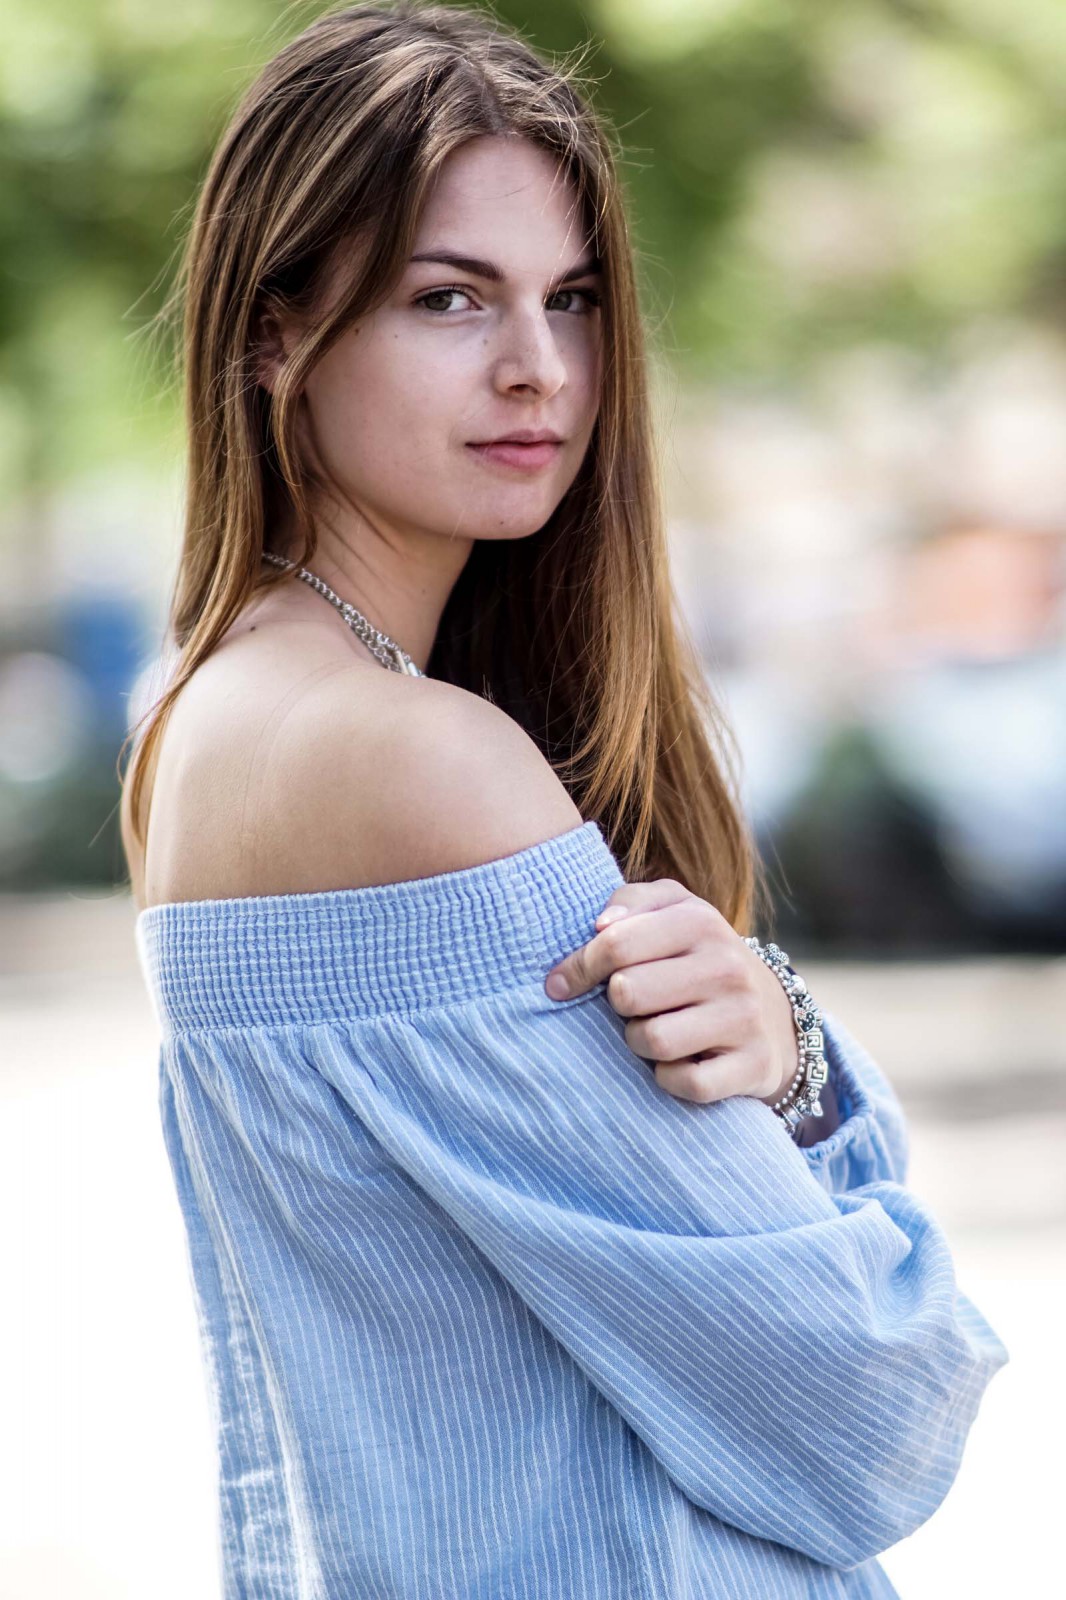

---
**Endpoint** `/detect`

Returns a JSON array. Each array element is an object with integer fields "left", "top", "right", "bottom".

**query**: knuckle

[
  {"left": 642, "top": 1015, "right": 673, "bottom": 1061},
  {"left": 607, "top": 969, "right": 632, "bottom": 1010},
  {"left": 683, "top": 896, "right": 726, "bottom": 948},
  {"left": 688, "top": 1061, "right": 720, "bottom": 1103},
  {"left": 567, "top": 955, "right": 589, "bottom": 993},
  {"left": 597, "top": 921, "right": 626, "bottom": 963},
  {"left": 657, "top": 1061, "right": 717, "bottom": 1104},
  {"left": 723, "top": 954, "right": 752, "bottom": 994}
]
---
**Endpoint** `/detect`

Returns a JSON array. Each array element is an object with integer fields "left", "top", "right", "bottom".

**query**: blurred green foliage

[{"left": 2, "top": 0, "right": 1065, "bottom": 500}]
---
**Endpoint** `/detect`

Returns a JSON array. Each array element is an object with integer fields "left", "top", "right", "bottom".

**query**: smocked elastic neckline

[{"left": 135, "top": 819, "right": 625, "bottom": 1035}]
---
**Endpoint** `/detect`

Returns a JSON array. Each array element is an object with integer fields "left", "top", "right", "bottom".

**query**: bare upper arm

[{"left": 252, "top": 670, "right": 584, "bottom": 893}]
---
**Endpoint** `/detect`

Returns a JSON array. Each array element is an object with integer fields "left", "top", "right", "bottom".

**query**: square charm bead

[{"left": 805, "top": 1056, "right": 829, "bottom": 1087}]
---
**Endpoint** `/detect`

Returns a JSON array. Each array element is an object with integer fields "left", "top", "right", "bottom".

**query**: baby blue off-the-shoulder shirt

[{"left": 134, "top": 818, "right": 1008, "bottom": 1600}]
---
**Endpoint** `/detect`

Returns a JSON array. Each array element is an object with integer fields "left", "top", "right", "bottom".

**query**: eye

[
  {"left": 548, "top": 287, "right": 602, "bottom": 314},
  {"left": 414, "top": 286, "right": 477, "bottom": 314},
  {"left": 413, "top": 285, "right": 602, "bottom": 316}
]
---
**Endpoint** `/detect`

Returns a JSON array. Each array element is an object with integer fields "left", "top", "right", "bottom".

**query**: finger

[
  {"left": 622, "top": 994, "right": 754, "bottom": 1067},
  {"left": 593, "top": 877, "right": 692, "bottom": 929},
  {"left": 546, "top": 894, "right": 715, "bottom": 1002},
  {"left": 652, "top": 1049, "right": 760, "bottom": 1106},
  {"left": 605, "top": 952, "right": 713, "bottom": 1021}
]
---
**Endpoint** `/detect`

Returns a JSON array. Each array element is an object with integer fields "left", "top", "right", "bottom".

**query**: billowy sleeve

[
  {"left": 140, "top": 819, "right": 1008, "bottom": 1574},
  {"left": 307, "top": 972, "right": 1008, "bottom": 1572}
]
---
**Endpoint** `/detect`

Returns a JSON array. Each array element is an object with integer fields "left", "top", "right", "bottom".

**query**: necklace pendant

[{"left": 392, "top": 647, "right": 424, "bottom": 676}]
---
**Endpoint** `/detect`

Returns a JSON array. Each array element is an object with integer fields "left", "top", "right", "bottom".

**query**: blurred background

[{"left": 1, "top": 1, "right": 1061, "bottom": 1595}]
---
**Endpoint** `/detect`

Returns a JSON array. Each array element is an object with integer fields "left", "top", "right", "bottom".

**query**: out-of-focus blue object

[{"left": 58, "top": 593, "right": 147, "bottom": 741}]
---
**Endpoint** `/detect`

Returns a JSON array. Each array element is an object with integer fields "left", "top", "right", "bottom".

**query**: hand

[{"left": 544, "top": 878, "right": 801, "bottom": 1107}]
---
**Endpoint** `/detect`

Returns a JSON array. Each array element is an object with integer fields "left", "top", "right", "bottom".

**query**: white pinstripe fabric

[{"left": 136, "top": 820, "right": 1008, "bottom": 1598}]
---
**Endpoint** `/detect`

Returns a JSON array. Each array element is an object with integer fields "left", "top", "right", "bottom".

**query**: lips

[
  {"left": 471, "top": 430, "right": 563, "bottom": 445},
  {"left": 467, "top": 440, "right": 562, "bottom": 471}
]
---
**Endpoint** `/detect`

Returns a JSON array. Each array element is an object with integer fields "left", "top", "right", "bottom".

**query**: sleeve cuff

[{"left": 794, "top": 1007, "right": 911, "bottom": 1191}]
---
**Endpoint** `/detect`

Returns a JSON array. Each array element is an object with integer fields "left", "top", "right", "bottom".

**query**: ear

[{"left": 253, "top": 301, "right": 300, "bottom": 396}]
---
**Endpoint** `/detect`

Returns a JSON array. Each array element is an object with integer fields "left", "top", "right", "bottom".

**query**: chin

[{"left": 471, "top": 505, "right": 562, "bottom": 542}]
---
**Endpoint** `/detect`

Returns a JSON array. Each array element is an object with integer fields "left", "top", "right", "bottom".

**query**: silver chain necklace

[{"left": 260, "top": 551, "right": 426, "bottom": 676}]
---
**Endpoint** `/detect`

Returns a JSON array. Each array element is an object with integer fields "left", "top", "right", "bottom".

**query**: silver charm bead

[{"left": 742, "top": 934, "right": 829, "bottom": 1134}]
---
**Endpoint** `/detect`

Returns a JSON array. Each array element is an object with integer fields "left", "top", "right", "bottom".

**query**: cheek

[
  {"left": 299, "top": 317, "right": 601, "bottom": 530},
  {"left": 305, "top": 332, "right": 456, "bottom": 475},
  {"left": 584, "top": 327, "right": 604, "bottom": 406},
  {"left": 558, "top": 323, "right": 602, "bottom": 427}
]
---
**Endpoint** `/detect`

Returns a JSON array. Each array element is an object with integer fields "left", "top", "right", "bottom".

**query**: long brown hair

[{"left": 119, "top": 0, "right": 770, "bottom": 934}]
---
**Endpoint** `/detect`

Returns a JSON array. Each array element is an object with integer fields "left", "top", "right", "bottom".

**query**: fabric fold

[{"left": 137, "top": 818, "right": 1008, "bottom": 1597}]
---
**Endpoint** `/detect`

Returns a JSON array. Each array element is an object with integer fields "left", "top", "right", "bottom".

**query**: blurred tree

[
  {"left": 3, "top": 0, "right": 1066, "bottom": 920},
  {"left": 2, "top": 0, "right": 1066, "bottom": 510}
]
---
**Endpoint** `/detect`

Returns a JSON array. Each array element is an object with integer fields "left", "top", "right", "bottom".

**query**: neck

[{"left": 277, "top": 496, "right": 473, "bottom": 674}]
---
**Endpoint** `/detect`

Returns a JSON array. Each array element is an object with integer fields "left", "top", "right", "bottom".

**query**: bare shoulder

[
  {"left": 127, "top": 614, "right": 381, "bottom": 908},
  {"left": 127, "top": 578, "right": 582, "bottom": 908},
  {"left": 259, "top": 669, "right": 584, "bottom": 892}
]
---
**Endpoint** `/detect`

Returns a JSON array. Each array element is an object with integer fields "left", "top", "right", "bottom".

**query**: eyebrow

[{"left": 407, "top": 250, "right": 602, "bottom": 292}]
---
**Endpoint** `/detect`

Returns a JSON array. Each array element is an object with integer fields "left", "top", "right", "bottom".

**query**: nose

[{"left": 491, "top": 305, "right": 568, "bottom": 400}]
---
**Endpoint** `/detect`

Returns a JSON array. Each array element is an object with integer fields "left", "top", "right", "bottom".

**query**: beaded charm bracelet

[{"left": 742, "top": 937, "right": 829, "bottom": 1137}]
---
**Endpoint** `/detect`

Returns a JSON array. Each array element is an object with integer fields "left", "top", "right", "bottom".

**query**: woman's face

[{"left": 285, "top": 134, "right": 604, "bottom": 547}]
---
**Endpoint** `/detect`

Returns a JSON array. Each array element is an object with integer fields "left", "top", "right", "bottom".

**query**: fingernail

[
  {"left": 545, "top": 971, "right": 570, "bottom": 999},
  {"left": 597, "top": 905, "right": 629, "bottom": 926}
]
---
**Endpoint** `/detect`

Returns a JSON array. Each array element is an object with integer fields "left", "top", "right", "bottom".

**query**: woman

[{"left": 121, "top": 4, "right": 1008, "bottom": 1595}]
